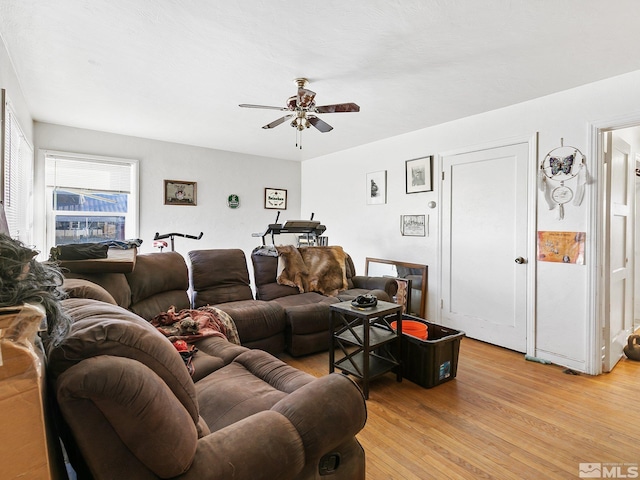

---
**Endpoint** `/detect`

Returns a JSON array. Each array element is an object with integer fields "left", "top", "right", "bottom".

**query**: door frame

[
  {"left": 588, "top": 113, "right": 640, "bottom": 375},
  {"left": 436, "top": 133, "right": 538, "bottom": 356}
]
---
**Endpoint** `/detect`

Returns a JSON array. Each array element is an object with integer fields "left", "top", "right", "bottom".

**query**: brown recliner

[
  {"left": 49, "top": 298, "right": 367, "bottom": 480},
  {"left": 189, "top": 249, "right": 286, "bottom": 354}
]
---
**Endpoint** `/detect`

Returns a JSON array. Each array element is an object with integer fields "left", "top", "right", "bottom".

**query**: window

[
  {"left": 1, "top": 89, "right": 34, "bottom": 244},
  {"left": 44, "top": 152, "right": 138, "bottom": 250}
]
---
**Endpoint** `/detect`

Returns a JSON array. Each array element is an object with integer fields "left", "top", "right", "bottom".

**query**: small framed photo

[
  {"left": 405, "top": 156, "right": 433, "bottom": 194},
  {"left": 401, "top": 214, "right": 426, "bottom": 236},
  {"left": 366, "top": 170, "right": 387, "bottom": 205},
  {"left": 164, "top": 180, "right": 197, "bottom": 205},
  {"left": 264, "top": 188, "right": 287, "bottom": 209}
]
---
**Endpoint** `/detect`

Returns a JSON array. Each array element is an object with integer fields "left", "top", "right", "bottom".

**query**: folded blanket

[
  {"left": 49, "top": 242, "right": 109, "bottom": 261},
  {"left": 151, "top": 305, "right": 240, "bottom": 345}
]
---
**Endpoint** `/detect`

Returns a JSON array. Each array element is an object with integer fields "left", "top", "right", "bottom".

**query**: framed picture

[
  {"left": 405, "top": 156, "right": 433, "bottom": 194},
  {"left": 164, "top": 180, "right": 197, "bottom": 205},
  {"left": 401, "top": 214, "right": 426, "bottom": 236},
  {"left": 366, "top": 170, "right": 387, "bottom": 205},
  {"left": 264, "top": 188, "right": 287, "bottom": 209}
]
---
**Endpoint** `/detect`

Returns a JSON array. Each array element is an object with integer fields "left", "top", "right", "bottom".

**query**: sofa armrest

[
  {"left": 192, "top": 336, "right": 248, "bottom": 363},
  {"left": 351, "top": 275, "right": 398, "bottom": 297},
  {"left": 234, "top": 349, "right": 317, "bottom": 393},
  {"left": 56, "top": 357, "right": 198, "bottom": 479},
  {"left": 181, "top": 411, "right": 305, "bottom": 480},
  {"left": 271, "top": 373, "right": 367, "bottom": 460}
]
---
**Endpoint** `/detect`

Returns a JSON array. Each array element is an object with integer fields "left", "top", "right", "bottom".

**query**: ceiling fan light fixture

[{"left": 240, "top": 77, "right": 359, "bottom": 145}]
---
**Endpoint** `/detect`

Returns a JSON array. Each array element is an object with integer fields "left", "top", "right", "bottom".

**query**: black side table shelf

[{"left": 329, "top": 300, "right": 402, "bottom": 399}]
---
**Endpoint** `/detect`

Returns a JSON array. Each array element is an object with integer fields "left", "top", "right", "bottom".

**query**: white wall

[
  {"left": 0, "top": 38, "right": 32, "bottom": 144},
  {"left": 302, "top": 69, "right": 640, "bottom": 371},
  {"left": 33, "top": 123, "right": 301, "bottom": 263}
]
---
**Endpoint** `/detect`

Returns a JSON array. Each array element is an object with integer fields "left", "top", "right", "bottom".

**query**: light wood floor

[{"left": 283, "top": 337, "right": 640, "bottom": 480}]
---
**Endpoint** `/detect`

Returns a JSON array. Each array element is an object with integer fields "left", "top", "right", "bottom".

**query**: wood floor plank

[{"left": 281, "top": 336, "right": 640, "bottom": 479}]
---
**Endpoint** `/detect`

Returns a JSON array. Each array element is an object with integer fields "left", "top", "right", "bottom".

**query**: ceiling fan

[{"left": 239, "top": 78, "right": 360, "bottom": 135}]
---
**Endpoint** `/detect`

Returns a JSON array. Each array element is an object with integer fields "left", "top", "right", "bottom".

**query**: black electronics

[{"left": 351, "top": 294, "right": 378, "bottom": 309}]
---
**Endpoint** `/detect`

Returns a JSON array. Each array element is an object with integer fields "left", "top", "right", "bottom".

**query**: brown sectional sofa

[
  {"left": 190, "top": 246, "right": 398, "bottom": 356},
  {"left": 65, "top": 246, "right": 397, "bottom": 358}
]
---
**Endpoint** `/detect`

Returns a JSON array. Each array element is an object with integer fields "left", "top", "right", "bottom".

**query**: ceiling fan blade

[
  {"left": 262, "top": 114, "right": 293, "bottom": 129},
  {"left": 239, "top": 104, "right": 288, "bottom": 111},
  {"left": 308, "top": 116, "right": 333, "bottom": 133},
  {"left": 314, "top": 102, "right": 360, "bottom": 113},
  {"left": 297, "top": 88, "right": 316, "bottom": 108}
]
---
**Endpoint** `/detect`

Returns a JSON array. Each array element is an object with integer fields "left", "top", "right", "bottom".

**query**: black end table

[{"left": 329, "top": 300, "right": 402, "bottom": 399}]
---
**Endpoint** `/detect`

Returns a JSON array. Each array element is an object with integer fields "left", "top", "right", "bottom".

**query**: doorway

[{"left": 591, "top": 122, "right": 640, "bottom": 373}]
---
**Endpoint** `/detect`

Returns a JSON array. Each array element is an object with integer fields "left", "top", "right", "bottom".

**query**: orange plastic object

[{"left": 391, "top": 320, "right": 428, "bottom": 340}]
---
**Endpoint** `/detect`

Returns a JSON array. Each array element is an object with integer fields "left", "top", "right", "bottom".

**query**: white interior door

[
  {"left": 441, "top": 142, "right": 530, "bottom": 352},
  {"left": 603, "top": 132, "right": 634, "bottom": 372}
]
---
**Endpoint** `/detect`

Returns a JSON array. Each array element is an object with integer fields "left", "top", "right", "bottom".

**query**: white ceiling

[{"left": 2, "top": 1, "right": 640, "bottom": 162}]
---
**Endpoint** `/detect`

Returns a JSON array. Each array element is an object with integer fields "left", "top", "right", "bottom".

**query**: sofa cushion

[
  {"left": 195, "top": 349, "right": 314, "bottom": 432},
  {"left": 63, "top": 272, "right": 131, "bottom": 309},
  {"left": 213, "top": 300, "right": 285, "bottom": 345},
  {"left": 51, "top": 298, "right": 199, "bottom": 425},
  {"left": 62, "top": 278, "right": 117, "bottom": 305},
  {"left": 126, "top": 252, "right": 190, "bottom": 320},
  {"left": 283, "top": 302, "right": 334, "bottom": 336},
  {"left": 270, "top": 291, "right": 338, "bottom": 309},
  {"left": 189, "top": 249, "right": 254, "bottom": 305}
]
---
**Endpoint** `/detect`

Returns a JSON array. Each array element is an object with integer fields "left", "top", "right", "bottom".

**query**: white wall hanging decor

[
  {"left": 400, "top": 214, "right": 426, "bottom": 236},
  {"left": 538, "top": 138, "right": 588, "bottom": 220},
  {"left": 366, "top": 171, "right": 387, "bottom": 205}
]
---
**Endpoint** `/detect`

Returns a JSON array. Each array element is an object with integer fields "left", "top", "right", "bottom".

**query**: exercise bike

[{"left": 153, "top": 231, "right": 203, "bottom": 252}]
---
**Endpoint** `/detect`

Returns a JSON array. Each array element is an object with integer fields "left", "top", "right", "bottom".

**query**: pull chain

[{"left": 295, "top": 129, "right": 303, "bottom": 149}]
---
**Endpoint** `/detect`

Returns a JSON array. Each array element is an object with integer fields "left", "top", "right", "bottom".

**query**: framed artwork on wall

[
  {"left": 264, "top": 188, "right": 287, "bottom": 209},
  {"left": 405, "top": 156, "right": 433, "bottom": 194},
  {"left": 400, "top": 214, "right": 426, "bottom": 236},
  {"left": 366, "top": 170, "right": 387, "bottom": 205},
  {"left": 164, "top": 180, "right": 197, "bottom": 205}
]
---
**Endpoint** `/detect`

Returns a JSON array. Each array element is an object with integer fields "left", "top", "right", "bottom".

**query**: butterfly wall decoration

[
  {"left": 539, "top": 141, "right": 588, "bottom": 220},
  {"left": 549, "top": 153, "right": 575, "bottom": 176},
  {"left": 542, "top": 148, "right": 580, "bottom": 180}
]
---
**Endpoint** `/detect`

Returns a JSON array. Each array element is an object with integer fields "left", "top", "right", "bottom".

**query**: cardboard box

[{"left": 0, "top": 304, "right": 55, "bottom": 479}]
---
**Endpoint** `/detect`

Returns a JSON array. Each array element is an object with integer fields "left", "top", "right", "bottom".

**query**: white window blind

[
  {"left": 45, "top": 154, "right": 133, "bottom": 193},
  {"left": 2, "top": 90, "right": 34, "bottom": 244}
]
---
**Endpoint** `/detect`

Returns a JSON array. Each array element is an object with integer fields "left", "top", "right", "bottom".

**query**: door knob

[{"left": 515, "top": 257, "right": 526, "bottom": 264}]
